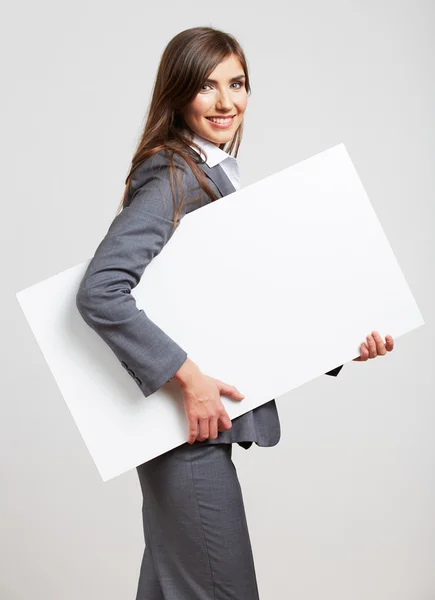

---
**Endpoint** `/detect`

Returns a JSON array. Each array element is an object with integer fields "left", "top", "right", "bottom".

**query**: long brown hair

[{"left": 117, "top": 26, "right": 251, "bottom": 229}]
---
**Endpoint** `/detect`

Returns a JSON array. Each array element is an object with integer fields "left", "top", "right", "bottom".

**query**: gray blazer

[{"left": 76, "top": 149, "right": 343, "bottom": 450}]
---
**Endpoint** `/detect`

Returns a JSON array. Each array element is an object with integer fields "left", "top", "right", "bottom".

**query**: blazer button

[
  {"left": 134, "top": 376, "right": 142, "bottom": 386},
  {"left": 121, "top": 361, "right": 128, "bottom": 369}
]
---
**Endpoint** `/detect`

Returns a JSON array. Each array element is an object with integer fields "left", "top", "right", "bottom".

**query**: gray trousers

[{"left": 135, "top": 442, "right": 260, "bottom": 600}]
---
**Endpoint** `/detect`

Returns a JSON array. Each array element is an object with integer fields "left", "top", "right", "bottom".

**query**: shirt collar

[{"left": 187, "top": 132, "right": 235, "bottom": 168}]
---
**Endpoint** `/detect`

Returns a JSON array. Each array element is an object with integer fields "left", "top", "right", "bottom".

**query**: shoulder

[
  {"left": 129, "top": 149, "right": 197, "bottom": 198},
  {"left": 126, "top": 148, "right": 211, "bottom": 218}
]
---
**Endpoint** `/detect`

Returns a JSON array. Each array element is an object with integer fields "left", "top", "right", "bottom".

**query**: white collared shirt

[{"left": 187, "top": 132, "right": 241, "bottom": 191}]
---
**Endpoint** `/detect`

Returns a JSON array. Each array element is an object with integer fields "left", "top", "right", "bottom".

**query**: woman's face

[{"left": 180, "top": 54, "right": 248, "bottom": 147}]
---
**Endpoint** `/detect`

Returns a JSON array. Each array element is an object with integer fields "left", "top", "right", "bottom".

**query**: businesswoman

[{"left": 76, "top": 26, "right": 394, "bottom": 600}]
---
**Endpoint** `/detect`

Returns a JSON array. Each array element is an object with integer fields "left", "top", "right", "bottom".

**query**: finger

[
  {"left": 217, "top": 418, "right": 228, "bottom": 432},
  {"left": 188, "top": 418, "right": 198, "bottom": 445},
  {"left": 197, "top": 415, "right": 210, "bottom": 442},
  {"left": 385, "top": 334, "right": 394, "bottom": 351},
  {"left": 354, "top": 341, "right": 369, "bottom": 361},
  {"left": 366, "top": 334, "right": 377, "bottom": 358},
  {"left": 218, "top": 413, "right": 232, "bottom": 431},
  {"left": 216, "top": 380, "right": 245, "bottom": 400},
  {"left": 209, "top": 417, "right": 219, "bottom": 440},
  {"left": 363, "top": 341, "right": 370, "bottom": 360},
  {"left": 371, "top": 330, "right": 386, "bottom": 356}
]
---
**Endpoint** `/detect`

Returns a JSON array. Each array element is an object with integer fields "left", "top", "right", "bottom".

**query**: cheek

[
  {"left": 237, "top": 94, "right": 248, "bottom": 113},
  {"left": 191, "top": 95, "right": 213, "bottom": 117}
]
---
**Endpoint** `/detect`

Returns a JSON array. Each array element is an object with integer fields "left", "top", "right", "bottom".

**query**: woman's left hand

[{"left": 353, "top": 331, "right": 394, "bottom": 362}]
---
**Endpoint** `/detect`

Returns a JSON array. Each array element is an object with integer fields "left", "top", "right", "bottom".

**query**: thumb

[{"left": 216, "top": 380, "right": 245, "bottom": 400}]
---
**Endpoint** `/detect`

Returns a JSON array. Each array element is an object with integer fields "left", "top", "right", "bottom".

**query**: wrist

[{"left": 172, "top": 357, "right": 200, "bottom": 387}]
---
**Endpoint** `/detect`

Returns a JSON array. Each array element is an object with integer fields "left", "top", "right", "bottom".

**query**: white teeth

[{"left": 207, "top": 117, "right": 233, "bottom": 124}]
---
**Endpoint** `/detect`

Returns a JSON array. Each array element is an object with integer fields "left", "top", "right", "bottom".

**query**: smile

[
  {"left": 206, "top": 116, "right": 235, "bottom": 123},
  {"left": 205, "top": 115, "right": 236, "bottom": 128}
]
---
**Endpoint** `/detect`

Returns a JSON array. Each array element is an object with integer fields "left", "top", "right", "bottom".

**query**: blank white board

[{"left": 16, "top": 144, "right": 424, "bottom": 481}]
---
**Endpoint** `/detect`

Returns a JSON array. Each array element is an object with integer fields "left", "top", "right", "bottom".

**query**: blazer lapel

[{"left": 196, "top": 160, "right": 236, "bottom": 198}]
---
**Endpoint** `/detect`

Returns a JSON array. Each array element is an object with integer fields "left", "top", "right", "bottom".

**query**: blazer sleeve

[
  {"left": 324, "top": 365, "right": 344, "bottom": 376},
  {"left": 75, "top": 151, "right": 191, "bottom": 397}
]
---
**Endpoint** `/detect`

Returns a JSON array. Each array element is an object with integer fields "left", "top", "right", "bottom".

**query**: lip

[{"left": 205, "top": 115, "right": 236, "bottom": 129}]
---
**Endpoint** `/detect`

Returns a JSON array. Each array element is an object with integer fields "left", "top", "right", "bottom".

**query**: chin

[{"left": 207, "top": 131, "right": 233, "bottom": 142}]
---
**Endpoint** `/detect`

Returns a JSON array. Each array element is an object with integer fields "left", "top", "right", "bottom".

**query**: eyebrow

[{"left": 204, "top": 74, "right": 246, "bottom": 84}]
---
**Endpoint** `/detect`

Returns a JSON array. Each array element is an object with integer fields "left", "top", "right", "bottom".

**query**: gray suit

[{"left": 76, "top": 149, "right": 343, "bottom": 599}]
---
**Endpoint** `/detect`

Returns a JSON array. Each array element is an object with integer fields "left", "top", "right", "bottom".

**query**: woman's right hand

[{"left": 172, "top": 358, "right": 245, "bottom": 444}]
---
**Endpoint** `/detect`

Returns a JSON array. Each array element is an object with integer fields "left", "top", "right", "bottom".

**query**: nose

[{"left": 215, "top": 88, "right": 233, "bottom": 112}]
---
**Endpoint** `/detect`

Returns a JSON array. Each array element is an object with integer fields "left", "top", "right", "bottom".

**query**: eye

[{"left": 200, "top": 81, "right": 245, "bottom": 92}]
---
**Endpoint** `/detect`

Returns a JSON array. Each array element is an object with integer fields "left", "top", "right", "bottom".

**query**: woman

[{"left": 76, "top": 26, "right": 394, "bottom": 600}]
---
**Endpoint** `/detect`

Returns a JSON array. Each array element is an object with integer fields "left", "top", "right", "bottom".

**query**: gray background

[{"left": 2, "top": 1, "right": 434, "bottom": 598}]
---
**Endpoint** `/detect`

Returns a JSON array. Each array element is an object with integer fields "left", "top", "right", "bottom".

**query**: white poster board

[{"left": 16, "top": 144, "right": 424, "bottom": 481}]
